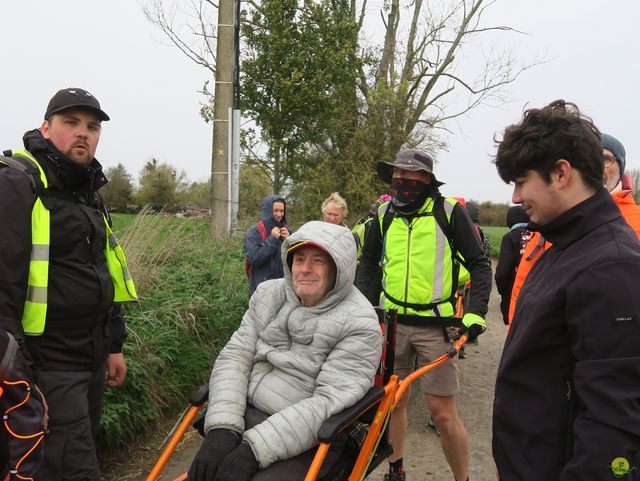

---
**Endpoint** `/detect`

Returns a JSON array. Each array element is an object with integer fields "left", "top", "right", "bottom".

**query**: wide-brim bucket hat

[{"left": 376, "top": 149, "right": 444, "bottom": 186}]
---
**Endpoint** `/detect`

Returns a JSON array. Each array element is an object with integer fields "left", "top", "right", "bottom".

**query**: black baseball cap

[
  {"left": 44, "top": 88, "right": 110, "bottom": 121},
  {"left": 376, "top": 148, "right": 443, "bottom": 186}
]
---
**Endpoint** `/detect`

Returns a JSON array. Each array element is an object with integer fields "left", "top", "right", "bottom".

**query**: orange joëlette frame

[
  {"left": 303, "top": 335, "right": 467, "bottom": 481},
  {"left": 146, "top": 335, "right": 467, "bottom": 481}
]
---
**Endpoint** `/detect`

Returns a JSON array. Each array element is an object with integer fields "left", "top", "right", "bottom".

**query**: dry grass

[
  {"left": 117, "top": 207, "right": 193, "bottom": 294},
  {"left": 99, "top": 210, "right": 247, "bottom": 463}
]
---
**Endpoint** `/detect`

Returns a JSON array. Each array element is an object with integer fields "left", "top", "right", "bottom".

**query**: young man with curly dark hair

[{"left": 492, "top": 100, "right": 640, "bottom": 480}]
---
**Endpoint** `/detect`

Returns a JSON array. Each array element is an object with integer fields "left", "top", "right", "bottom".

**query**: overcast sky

[{"left": 1, "top": 1, "right": 638, "bottom": 204}]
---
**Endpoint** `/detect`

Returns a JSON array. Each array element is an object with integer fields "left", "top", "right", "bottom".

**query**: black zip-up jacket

[
  {"left": 493, "top": 189, "right": 640, "bottom": 480},
  {"left": 355, "top": 195, "right": 491, "bottom": 320},
  {"left": 0, "top": 129, "right": 126, "bottom": 371}
]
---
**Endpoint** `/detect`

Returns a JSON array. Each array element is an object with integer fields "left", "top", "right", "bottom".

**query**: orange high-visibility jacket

[
  {"left": 508, "top": 231, "right": 550, "bottom": 324},
  {"left": 612, "top": 190, "right": 640, "bottom": 238}
]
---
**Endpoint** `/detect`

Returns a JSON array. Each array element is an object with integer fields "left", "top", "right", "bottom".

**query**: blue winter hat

[{"left": 601, "top": 133, "right": 626, "bottom": 174}]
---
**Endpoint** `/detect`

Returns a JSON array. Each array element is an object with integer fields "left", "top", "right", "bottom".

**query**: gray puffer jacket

[{"left": 204, "top": 221, "right": 383, "bottom": 468}]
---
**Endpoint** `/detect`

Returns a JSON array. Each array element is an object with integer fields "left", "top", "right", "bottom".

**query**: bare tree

[
  {"left": 142, "top": 0, "right": 218, "bottom": 118},
  {"left": 144, "top": 0, "right": 237, "bottom": 234},
  {"left": 356, "top": 0, "right": 542, "bottom": 163},
  {"left": 142, "top": 0, "right": 542, "bottom": 210}
]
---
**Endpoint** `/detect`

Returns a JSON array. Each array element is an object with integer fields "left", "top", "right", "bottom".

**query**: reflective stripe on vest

[
  {"left": 2, "top": 150, "right": 137, "bottom": 336},
  {"left": 103, "top": 218, "right": 138, "bottom": 302},
  {"left": 377, "top": 198, "right": 458, "bottom": 317}
]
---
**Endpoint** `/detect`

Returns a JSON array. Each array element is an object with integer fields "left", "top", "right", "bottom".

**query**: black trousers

[
  {"left": 34, "top": 365, "right": 105, "bottom": 481},
  {"left": 244, "top": 406, "right": 348, "bottom": 481}
]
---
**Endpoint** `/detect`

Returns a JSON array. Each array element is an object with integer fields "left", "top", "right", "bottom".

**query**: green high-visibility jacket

[
  {"left": 378, "top": 197, "right": 467, "bottom": 317},
  {"left": 0, "top": 150, "right": 137, "bottom": 336}
]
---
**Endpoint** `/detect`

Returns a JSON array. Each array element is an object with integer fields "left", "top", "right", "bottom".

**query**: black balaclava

[{"left": 391, "top": 178, "right": 433, "bottom": 214}]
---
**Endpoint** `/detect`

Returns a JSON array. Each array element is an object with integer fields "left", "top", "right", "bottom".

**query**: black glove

[
  {"left": 188, "top": 429, "right": 242, "bottom": 481},
  {"left": 214, "top": 441, "right": 260, "bottom": 481},
  {"left": 458, "top": 313, "right": 486, "bottom": 343}
]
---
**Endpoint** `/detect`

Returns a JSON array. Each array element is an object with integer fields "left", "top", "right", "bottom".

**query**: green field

[{"left": 482, "top": 225, "right": 508, "bottom": 258}]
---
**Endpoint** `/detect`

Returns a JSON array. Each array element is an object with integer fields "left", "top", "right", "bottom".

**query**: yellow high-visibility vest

[
  {"left": 0, "top": 150, "right": 137, "bottom": 336},
  {"left": 377, "top": 197, "right": 468, "bottom": 317}
]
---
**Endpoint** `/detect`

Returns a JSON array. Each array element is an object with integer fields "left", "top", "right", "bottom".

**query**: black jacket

[
  {"left": 0, "top": 129, "right": 126, "bottom": 370},
  {"left": 493, "top": 189, "right": 640, "bottom": 480},
  {"left": 494, "top": 226, "right": 530, "bottom": 324}
]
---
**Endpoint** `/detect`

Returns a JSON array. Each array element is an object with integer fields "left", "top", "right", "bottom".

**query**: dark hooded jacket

[
  {"left": 0, "top": 129, "right": 126, "bottom": 370},
  {"left": 494, "top": 205, "right": 530, "bottom": 324},
  {"left": 244, "top": 195, "right": 290, "bottom": 295},
  {"left": 493, "top": 190, "right": 640, "bottom": 480}
]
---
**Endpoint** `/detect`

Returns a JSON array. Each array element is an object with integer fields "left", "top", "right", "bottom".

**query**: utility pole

[{"left": 210, "top": 0, "right": 236, "bottom": 235}]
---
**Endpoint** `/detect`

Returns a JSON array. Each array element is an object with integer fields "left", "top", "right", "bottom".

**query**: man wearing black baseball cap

[
  {"left": 356, "top": 148, "right": 491, "bottom": 481},
  {"left": 45, "top": 87, "right": 110, "bottom": 122},
  {"left": 0, "top": 88, "right": 137, "bottom": 480}
]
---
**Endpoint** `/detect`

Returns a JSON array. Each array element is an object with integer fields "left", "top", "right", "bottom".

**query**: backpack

[
  {"left": 245, "top": 220, "right": 268, "bottom": 278},
  {"left": 0, "top": 151, "right": 46, "bottom": 197}
]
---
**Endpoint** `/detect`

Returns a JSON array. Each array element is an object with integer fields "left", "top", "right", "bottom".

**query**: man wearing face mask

[{"left": 355, "top": 149, "right": 491, "bottom": 481}]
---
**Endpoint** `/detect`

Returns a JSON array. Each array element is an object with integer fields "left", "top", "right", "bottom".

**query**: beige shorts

[{"left": 393, "top": 323, "right": 459, "bottom": 396}]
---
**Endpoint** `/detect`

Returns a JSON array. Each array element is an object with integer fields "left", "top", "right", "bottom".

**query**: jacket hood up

[
  {"left": 506, "top": 205, "right": 529, "bottom": 228},
  {"left": 260, "top": 194, "right": 286, "bottom": 230},
  {"left": 282, "top": 221, "right": 357, "bottom": 308}
]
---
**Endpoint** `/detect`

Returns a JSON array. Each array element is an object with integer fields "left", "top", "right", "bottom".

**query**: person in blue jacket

[{"left": 244, "top": 195, "right": 290, "bottom": 295}]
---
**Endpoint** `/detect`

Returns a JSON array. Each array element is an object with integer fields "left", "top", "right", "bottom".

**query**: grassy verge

[{"left": 98, "top": 212, "right": 248, "bottom": 448}]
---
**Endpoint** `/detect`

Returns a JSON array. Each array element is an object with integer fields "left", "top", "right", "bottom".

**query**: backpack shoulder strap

[
  {"left": 434, "top": 196, "right": 471, "bottom": 269},
  {"left": 433, "top": 195, "right": 455, "bottom": 251},
  {"left": 380, "top": 202, "right": 394, "bottom": 239},
  {"left": 0, "top": 151, "right": 45, "bottom": 196},
  {"left": 256, "top": 220, "right": 268, "bottom": 241}
]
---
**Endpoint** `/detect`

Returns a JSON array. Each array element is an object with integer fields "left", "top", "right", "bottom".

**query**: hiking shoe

[
  {"left": 428, "top": 415, "right": 441, "bottom": 437},
  {"left": 383, "top": 472, "right": 406, "bottom": 481},
  {"left": 458, "top": 345, "right": 466, "bottom": 359}
]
